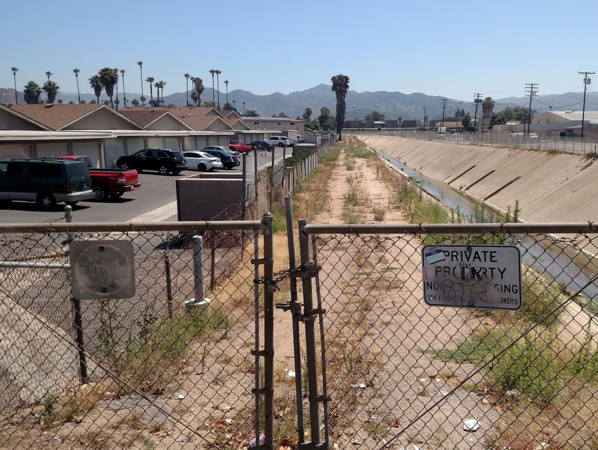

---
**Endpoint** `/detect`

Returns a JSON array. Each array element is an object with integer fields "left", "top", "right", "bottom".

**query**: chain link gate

[
  {"left": 0, "top": 215, "right": 281, "bottom": 449},
  {"left": 296, "top": 221, "right": 598, "bottom": 450}
]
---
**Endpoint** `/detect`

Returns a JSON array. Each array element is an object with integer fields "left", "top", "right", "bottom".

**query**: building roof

[
  {"left": 118, "top": 109, "right": 193, "bottom": 130},
  {"left": 244, "top": 116, "right": 303, "bottom": 122},
  {"left": 225, "top": 117, "right": 251, "bottom": 130},
  {"left": 218, "top": 110, "right": 242, "bottom": 119},
  {"left": 543, "top": 110, "right": 598, "bottom": 123},
  {"left": 120, "top": 106, "right": 235, "bottom": 130},
  {"left": 5, "top": 103, "right": 103, "bottom": 130}
]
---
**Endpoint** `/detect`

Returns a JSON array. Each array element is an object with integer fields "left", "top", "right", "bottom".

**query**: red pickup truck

[
  {"left": 228, "top": 140, "right": 252, "bottom": 153},
  {"left": 60, "top": 156, "right": 140, "bottom": 201}
]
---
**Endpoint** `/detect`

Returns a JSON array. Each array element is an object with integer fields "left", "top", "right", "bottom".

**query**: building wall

[
  {"left": 245, "top": 119, "right": 305, "bottom": 132},
  {"left": 146, "top": 116, "right": 188, "bottom": 130},
  {"left": 0, "top": 109, "right": 42, "bottom": 131}
]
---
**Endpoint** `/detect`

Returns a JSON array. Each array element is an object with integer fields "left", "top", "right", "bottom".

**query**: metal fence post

[
  {"left": 165, "top": 233, "right": 173, "bottom": 317},
  {"left": 298, "top": 219, "right": 322, "bottom": 446},
  {"left": 71, "top": 297, "right": 89, "bottom": 384},
  {"left": 187, "top": 235, "right": 210, "bottom": 314},
  {"left": 282, "top": 199, "right": 306, "bottom": 443},
  {"left": 64, "top": 205, "right": 74, "bottom": 244},
  {"left": 262, "top": 212, "right": 275, "bottom": 448}
]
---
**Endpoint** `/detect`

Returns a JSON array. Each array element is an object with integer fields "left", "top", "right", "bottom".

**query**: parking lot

[{"left": 0, "top": 148, "right": 287, "bottom": 224}]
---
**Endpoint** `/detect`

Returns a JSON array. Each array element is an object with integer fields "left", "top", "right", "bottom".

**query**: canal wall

[{"left": 359, "top": 135, "right": 598, "bottom": 223}]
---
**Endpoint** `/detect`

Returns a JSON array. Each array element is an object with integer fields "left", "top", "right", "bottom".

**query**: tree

[
  {"left": 43, "top": 80, "right": 60, "bottom": 104},
  {"left": 131, "top": 98, "right": 140, "bottom": 107},
  {"left": 89, "top": 99, "right": 96, "bottom": 104},
  {"left": 158, "top": 81, "right": 166, "bottom": 105},
  {"left": 45, "top": 71, "right": 52, "bottom": 80},
  {"left": 184, "top": 73, "right": 190, "bottom": 106},
  {"left": 23, "top": 81, "right": 42, "bottom": 104},
  {"left": 146, "top": 76, "right": 155, "bottom": 106},
  {"left": 318, "top": 106, "right": 330, "bottom": 127},
  {"left": 244, "top": 109, "right": 259, "bottom": 117},
  {"left": 69, "top": 101, "right": 74, "bottom": 104},
  {"left": 223, "top": 102, "right": 237, "bottom": 111},
  {"left": 202, "top": 101, "right": 214, "bottom": 107},
  {"left": 365, "top": 111, "right": 385, "bottom": 121},
  {"left": 137, "top": 61, "right": 144, "bottom": 106},
  {"left": 482, "top": 97, "right": 495, "bottom": 120},
  {"left": 73, "top": 68, "right": 81, "bottom": 103},
  {"left": 274, "top": 112, "right": 288, "bottom": 118},
  {"left": 57, "top": 99, "right": 63, "bottom": 104},
  {"left": 331, "top": 74, "right": 350, "bottom": 140},
  {"left": 398, "top": 116, "right": 403, "bottom": 125},
  {"left": 80, "top": 99, "right": 86, "bottom": 104},
  {"left": 99, "top": 67, "right": 118, "bottom": 109},
  {"left": 191, "top": 77, "right": 204, "bottom": 106},
  {"left": 303, "top": 107, "right": 312, "bottom": 122},
  {"left": 89, "top": 75, "right": 103, "bottom": 104},
  {"left": 462, "top": 113, "right": 472, "bottom": 129},
  {"left": 103, "top": 100, "right": 110, "bottom": 105},
  {"left": 11, "top": 67, "right": 18, "bottom": 103}
]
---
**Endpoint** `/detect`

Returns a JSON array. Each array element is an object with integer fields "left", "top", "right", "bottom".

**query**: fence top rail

[
  {"left": 0, "top": 220, "right": 266, "bottom": 234},
  {"left": 302, "top": 222, "right": 598, "bottom": 235}
]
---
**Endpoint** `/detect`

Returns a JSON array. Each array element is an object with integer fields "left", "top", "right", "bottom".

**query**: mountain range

[{"left": 2, "top": 85, "right": 597, "bottom": 121}]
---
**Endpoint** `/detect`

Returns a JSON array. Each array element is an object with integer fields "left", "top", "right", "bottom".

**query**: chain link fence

[
  {"left": 298, "top": 222, "right": 598, "bottom": 449},
  {"left": 0, "top": 218, "right": 275, "bottom": 449},
  {"left": 347, "top": 129, "right": 598, "bottom": 155}
]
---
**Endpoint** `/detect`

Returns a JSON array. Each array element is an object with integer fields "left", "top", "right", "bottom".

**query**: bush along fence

[{"left": 2, "top": 213, "right": 598, "bottom": 449}]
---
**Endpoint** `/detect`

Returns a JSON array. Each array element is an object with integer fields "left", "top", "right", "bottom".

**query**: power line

[
  {"left": 472, "top": 93, "right": 482, "bottom": 134},
  {"left": 440, "top": 98, "right": 448, "bottom": 128},
  {"left": 525, "top": 83, "right": 539, "bottom": 135},
  {"left": 579, "top": 71, "right": 594, "bottom": 138}
]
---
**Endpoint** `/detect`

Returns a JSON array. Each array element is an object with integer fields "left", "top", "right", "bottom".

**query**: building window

[
  {"left": 254, "top": 122, "right": 259, "bottom": 125},
  {"left": 277, "top": 122, "right": 282, "bottom": 126},
  {"left": 290, "top": 122, "right": 295, "bottom": 125}
]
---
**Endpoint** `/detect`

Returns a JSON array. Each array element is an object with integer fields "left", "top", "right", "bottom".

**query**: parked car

[
  {"left": 297, "top": 134, "right": 304, "bottom": 143},
  {"left": 265, "top": 136, "right": 292, "bottom": 147},
  {"left": 116, "top": 148, "right": 187, "bottom": 175},
  {"left": 201, "top": 147, "right": 240, "bottom": 169},
  {"left": 60, "top": 156, "right": 140, "bottom": 201},
  {"left": 228, "top": 140, "right": 253, "bottom": 153},
  {"left": 250, "top": 140, "right": 275, "bottom": 151},
  {"left": 183, "top": 151, "right": 224, "bottom": 171},
  {"left": 0, "top": 158, "right": 94, "bottom": 209}
]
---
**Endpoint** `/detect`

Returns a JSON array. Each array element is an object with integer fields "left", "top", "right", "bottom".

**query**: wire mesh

[
  {"left": 308, "top": 230, "right": 598, "bottom": 449},
  {"left": 0, "top": 227, "right": 266, "bottom": 449}
]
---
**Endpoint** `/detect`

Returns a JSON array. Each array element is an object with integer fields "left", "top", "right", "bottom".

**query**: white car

[
  {"left": 183, "top": 151, "right": 223, "bottom": 171},
  {"left": 265, "top": 136, "right": 292, "bottom": 147}
]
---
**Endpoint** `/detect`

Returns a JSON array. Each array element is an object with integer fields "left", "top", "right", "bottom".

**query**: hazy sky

[{"left": 2, "top": 0, "right": 597, "bottom": 101}]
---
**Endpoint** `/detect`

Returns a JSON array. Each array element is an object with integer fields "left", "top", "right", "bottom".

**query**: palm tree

[
  {"left": 89, "top": 75, "right": 103, "bottom": 104},
  {"left": 159, "top": 81, "right": 166, "bottom": 105},
  {"left": 331, "top": 74, "right": 350, "bottom": 140},
  {"left": 98, "top": 68, "right": 118, "bottom": 109},
  {"left": 73, "top": 69, "right": 81, "bottom": 103},
  {"left": 154, "top": 81, "right": 162, "bottom": 105},
  {"left": 184, "top": 73, "right": 190, "bottom": 106},
  {"left": 146, "top": 76, "right": 155, "bottom": 106},
  {"left": 23, "top": 81, "right": 42, "bottom": 104},
  {"left": 45, "top": 71, "right": 53, "bottom": 80},
  {"left": 11, "top": 67, "right": 18, "bottom": 103},
  {"left": 482, "top": 96, "right": 495, "bottom": 130},
  {"left": 137, "top": 61, "right": 144, "bottom": 106},
  {"left": 43, "top": 80, "right": 60, "bottom": 104},
  {"left": 224, "top": 80, "right": 229, "bottom": 106},
  {"left": 131, "top": 98, "right": 140, "bottom": 107},
  {"left": 209, "top": 70, "right": 216, "bottom": 106},
  {"left": 114, "top": 68, "right": 119, "bottom": 110},
  {"left": 243, "top": 101, "right": 246, "bottom": 114},
  {"left": 190, "top": 90, "right": 200, "bottom": 106},
  {"left": 215, "top": 70, "right": 222, "bottom": 109},
  {"left": 303, "top": 107, "right": 312, "bottom": 122},
  {"left": 120, "top": 69, "right": 126, "bottom": 107}
]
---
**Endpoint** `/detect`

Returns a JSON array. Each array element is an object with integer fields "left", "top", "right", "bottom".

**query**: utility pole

[
  {"left": 423, "top": 107, "right": 427, "bottom": 129},
  {"left": 472, "top": 93, "right": 482, "bottom": 134},
  {"left": 441, "top": 98, "right": 448, "bottom": 128},
  {"left": 579, "top": 71, "right": 594, "bottom": 138},
  {"left": 524, "top": 83, "right": 539, "bottom": 136}
]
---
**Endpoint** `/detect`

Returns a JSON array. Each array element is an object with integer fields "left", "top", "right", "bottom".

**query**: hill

[{"left": 3, "top": 85, "right": 597, "bottom": 121}]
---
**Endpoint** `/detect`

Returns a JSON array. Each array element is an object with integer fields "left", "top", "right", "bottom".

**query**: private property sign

[{"left": 422, "top": 245, "right": 522, "bottom": 310}]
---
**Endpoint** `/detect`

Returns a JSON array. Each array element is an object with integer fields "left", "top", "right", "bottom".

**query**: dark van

[{"left": 0, "top": 159, "right": 95, "bottom": 209}]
